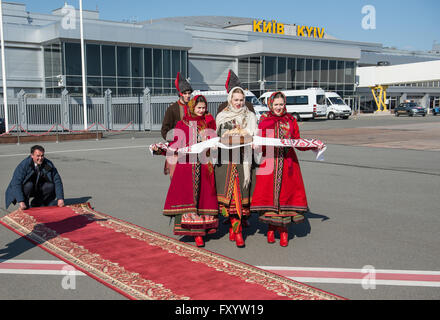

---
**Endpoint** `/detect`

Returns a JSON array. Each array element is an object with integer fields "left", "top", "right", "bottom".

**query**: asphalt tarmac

[{"left": 1, "top": 114, "right": 439, "bottom": 300}]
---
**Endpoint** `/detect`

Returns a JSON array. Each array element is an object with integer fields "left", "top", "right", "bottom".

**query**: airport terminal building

[{"left": 1, "top": 2, "right": 440, "bottom": 111}]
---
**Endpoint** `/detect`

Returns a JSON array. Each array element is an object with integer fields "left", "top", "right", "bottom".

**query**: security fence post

[
  {"left": 61, "top": 89, "right": 71, "bottom": 131},
  {"left": 104, "top": 89, "right": 112, "bottom": 131},
  {"left": 143, "top": 87, "right": 151, "bottom": 131},
  {"left": 17, "top": 89, "right": 26, "bottom": 132}
]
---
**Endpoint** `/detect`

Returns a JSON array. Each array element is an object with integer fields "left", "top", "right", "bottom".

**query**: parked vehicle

[
  {"left": 0, "top": 117, "right": 5, "bottom": 134},
  {"left": 325, "top": 92, "right": 352, "bottom": 120},
  {"left": 258, "top": 91, "right": 272, "bottom": 106},
  {"left": 259, "top": 88, "right": 327, "bottom": 121},
  {"left": 394, "top": 102, "right": 426, "bottom": 117},
  {"left": 193, "top": 89, "right": 269, "bottom": 121},
  {"left": 432, "top": 105, "right": 440, "bottom": 116},
  {"left": 245, "top": 93, "right": 269, "bottom": 121}
]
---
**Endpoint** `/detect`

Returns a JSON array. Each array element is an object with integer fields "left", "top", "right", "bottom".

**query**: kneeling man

[{"left": 5, "top": 145, "right": 64, "bottom": 210}]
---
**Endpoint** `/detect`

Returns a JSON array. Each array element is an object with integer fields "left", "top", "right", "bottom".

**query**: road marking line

[
  {"left": 0, "top": 269, "right": 86, "bottom": 276},
  {"left": 0, "top": 259, "right": 66, "bottom": 264},
  {"left": 258, "top": 266, "right": 440, "bottom": 287},
  {"left": 0, "top": 260, "right": 85, "bottom": 276},
  {"left": 0, "top": 145, "right": 147, "bottom": 158},
  {"left": 259, "top": 266, "right": 440, "bottom": 276},
  {"left": 282, "top": 278, "right": 440, "bottom": 287},
  {"left": 2, "top": 260, "right": 439, "bottom": 287}
]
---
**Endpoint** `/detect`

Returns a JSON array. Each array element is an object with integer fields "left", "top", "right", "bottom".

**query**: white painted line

[
  {"left": 0, "top": 269, "right": 86, "bottom": 276},
  {"left": 259, "top": 266, "right": 440, "bottom": 275},
  {"left": 2, "top": 260, "right": 439, "bottom": 287},
  {"left": 0, "top": 145, "right": 147, "bottom": 158},
  {"left": 0, "top": 259, "right": 85, "bottom": 276},
  {"left": 258, "top": 266, "right": 440, "bottom": 287},
  {"left": 0, "top": 259, "right": 66, "bottom": 264},
  {"left": 285, "top": 277, "right": 440, "bottom": 287}
]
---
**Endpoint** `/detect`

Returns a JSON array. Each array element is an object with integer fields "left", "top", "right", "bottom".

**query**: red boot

[
  {"left": 195, "top": 236, "right": 204, "bottom": 247},
  {"left": 235, "top": 229, "right": 245, "bottom": 247},
  {"left": 231, "top": 219, "right": 245, "bottom": 247},
  {"left": 229, "top": 227, "right": 236, "bottom": 241},
  {"left": 267, "top": 225, "right": 276, "bottom": 244},
  {"left": 279, "top": 227, "right": 289, "bottom": 247}
]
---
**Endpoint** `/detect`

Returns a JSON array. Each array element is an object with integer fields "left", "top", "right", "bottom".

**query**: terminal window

[{"left": 46, "top": 42, "right": 188, "bottom": 97}]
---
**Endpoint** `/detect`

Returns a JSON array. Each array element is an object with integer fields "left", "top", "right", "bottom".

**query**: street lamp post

[
  {"left": 0, "top": 0, "right": 9, "bottom": 132},
  {"left": 79, "top": 0, "right": 88, "bottom": 130}
]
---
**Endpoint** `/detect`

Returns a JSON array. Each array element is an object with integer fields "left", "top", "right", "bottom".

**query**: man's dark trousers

[{"left": 22, "top": 180, "right": 56, "bottom": 207}]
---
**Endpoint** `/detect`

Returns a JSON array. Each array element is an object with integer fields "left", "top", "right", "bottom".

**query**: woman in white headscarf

[{"left": 215, "top": 86, "right": 257, "bottom": 247}]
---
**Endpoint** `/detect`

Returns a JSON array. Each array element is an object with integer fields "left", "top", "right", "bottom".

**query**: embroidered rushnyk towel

[{"left": 149, "top": 137, "right": 327, "bottom": 161}]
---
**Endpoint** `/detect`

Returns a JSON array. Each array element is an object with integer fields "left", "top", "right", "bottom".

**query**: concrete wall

[
  {"left": 357, "top": 60, "right": 440, "bottom": 87},
  {"left": 189, "top": 56, "right": 235, "bottom": 90}
]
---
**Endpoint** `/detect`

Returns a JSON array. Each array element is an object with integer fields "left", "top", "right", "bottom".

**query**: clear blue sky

[{"left": 24, "top": 0, "right": 440, "bottom": 51}]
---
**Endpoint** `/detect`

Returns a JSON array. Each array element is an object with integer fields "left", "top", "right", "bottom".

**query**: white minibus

[{"left": 259, "top": 88, "right": 327, "bottom": 121}]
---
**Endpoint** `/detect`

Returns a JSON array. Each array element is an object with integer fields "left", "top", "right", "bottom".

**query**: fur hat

[
  {"left": 174, "top": 72, "right": 193, "bottom": 95},
  {"left": 225, "top": 69, "right": 243, "bottom": 93}
]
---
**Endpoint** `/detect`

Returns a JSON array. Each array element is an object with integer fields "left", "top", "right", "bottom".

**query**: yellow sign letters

[
  {"left": 296, "top": 25, "right": 325, "bottom": 38},
  {"left": 252, "top": 20, "right": 324, "bottom": 38},
  {"left": 253, "top": 20, "right": 285, "bottom": 35}
]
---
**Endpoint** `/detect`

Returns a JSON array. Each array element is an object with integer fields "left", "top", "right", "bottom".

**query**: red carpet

[{"left": 0, "top": 204, "right": 344, "bottom": 300}]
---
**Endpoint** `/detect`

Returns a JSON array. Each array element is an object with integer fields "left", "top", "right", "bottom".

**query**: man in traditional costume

[
  {"left": 215, "top": 87, "right": 257, "bottom": 247},
  {"left": 217, "top": 69, "right": 255, "bottom": 115},
  {"left": 251, "top": 91, "right": 317, "bottom": 247},
  {"left": 161, "top": 72, "right": 193, "bottom": 178},
  {"left": 163, "top": 95, "right": 219, "bottom": 247}
]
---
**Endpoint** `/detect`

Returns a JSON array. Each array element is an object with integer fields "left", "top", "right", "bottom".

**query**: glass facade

[
  {"left": 44, "top": 42, "right": 63, "bottom": 98},
  {"left": 45, "top": 42, "right": 188, "bottom": 97},
  {"left": 238, "top": 55, "right": 357, "bottom": 98},
  {"left": 45, "top": 44, "right": 439, "bottom": 99}
]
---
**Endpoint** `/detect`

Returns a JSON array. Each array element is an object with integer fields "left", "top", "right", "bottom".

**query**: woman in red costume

[
  {"left": 251, "top": 91, "right": 320, "bottom": 247},
  {"left": 163, "top": 95, "right": 219, "bottom": 247}
]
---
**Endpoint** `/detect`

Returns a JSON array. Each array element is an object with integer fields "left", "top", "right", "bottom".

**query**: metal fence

[{"left": 0, "top": 89, "right": 228, "bottom": 132}]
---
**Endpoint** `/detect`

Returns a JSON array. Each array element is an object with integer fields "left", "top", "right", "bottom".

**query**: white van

[
  {"left": 245, "top": 93, "right": 269, "bottom": 121},
  {"left": 325, "top": 92, "right": 352, "bottom": 120},
  {"left": 193, "top": 89, "right": 269, "bottom": 121},
  {"left": 259, "top": 88, "right": 327, "bottom": 121},
  {"left": 258, "top": 91, "right": 272, "bottom": 106}
]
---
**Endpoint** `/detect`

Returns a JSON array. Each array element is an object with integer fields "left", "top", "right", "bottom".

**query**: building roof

[
  {"left": 144, "top": 15, "right": 342, "bottom": 42},
  {"left": 141, "top": 16, "right": 256, "bottom": 29}
]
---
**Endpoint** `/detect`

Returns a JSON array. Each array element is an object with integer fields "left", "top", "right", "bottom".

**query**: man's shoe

[{"left": 30, "top": 198, "right": 42, "bottom": 207}]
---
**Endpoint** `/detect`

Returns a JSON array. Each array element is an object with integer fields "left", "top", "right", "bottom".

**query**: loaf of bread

[{"left": 220, "top": 128, "right": 253, "bottom": 145}]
